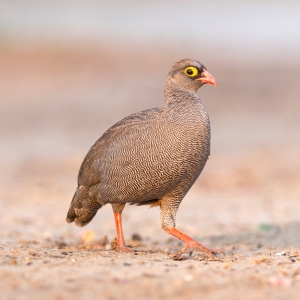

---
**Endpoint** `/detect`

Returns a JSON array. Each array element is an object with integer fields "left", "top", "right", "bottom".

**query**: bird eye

[{"left": 184, "top": 67, "right": 199, "bottom": 77}]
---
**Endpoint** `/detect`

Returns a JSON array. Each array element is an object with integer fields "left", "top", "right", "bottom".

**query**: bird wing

[{"left": 77, "top": 107, "right": 161, "bottom": 188}]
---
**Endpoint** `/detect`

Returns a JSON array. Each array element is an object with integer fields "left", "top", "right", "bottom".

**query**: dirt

[{"left": 1, "top": 42, "right": 300, "bottom": 300}]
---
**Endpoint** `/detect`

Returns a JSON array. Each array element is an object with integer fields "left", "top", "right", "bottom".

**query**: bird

[{"left": 66, "top": 58, "right": 224, "bottom": 257}]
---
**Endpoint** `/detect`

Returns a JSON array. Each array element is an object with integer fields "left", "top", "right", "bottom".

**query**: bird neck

[{"left": 164, "top": 81, "right": 200, "bottom": 107}]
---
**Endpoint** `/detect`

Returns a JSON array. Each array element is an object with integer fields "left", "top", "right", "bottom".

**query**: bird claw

[{"left": 211, "top": 249, "right": 225, "bottom": 257}]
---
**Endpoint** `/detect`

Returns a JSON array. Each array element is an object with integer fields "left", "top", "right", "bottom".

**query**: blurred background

[{"left": 0, "top": 0, "right": 300, "bottom": 246}]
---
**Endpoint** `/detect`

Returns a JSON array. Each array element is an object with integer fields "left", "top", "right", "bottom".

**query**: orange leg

[
  {"left": 164, "top": 227, "right": 225, "bottom": 258},
  {"left": 113, "top": 213, "right": 132, "bottom": 252}
]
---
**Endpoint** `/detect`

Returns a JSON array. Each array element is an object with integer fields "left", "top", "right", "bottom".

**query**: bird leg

[
  {"left": 163, "top": 227, "right": 225, "bottom": 258},
  {"left": 160, "top": 200, "right": 224, "bottom": 258},
  {"left": 112, "top": 203, "right": 132, "bottom": 252}
]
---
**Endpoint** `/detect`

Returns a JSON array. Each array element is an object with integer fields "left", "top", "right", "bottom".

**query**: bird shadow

[{"left": 205, "top": 222, "right": 300, "bottom": 251}]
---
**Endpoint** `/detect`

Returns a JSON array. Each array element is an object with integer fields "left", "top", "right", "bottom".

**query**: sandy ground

[{"left": 1, "top": 43, "right": 300, "bottom": 300}]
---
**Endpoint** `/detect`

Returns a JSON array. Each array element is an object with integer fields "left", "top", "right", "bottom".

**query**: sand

[{"left": 1, "top": 43, "right": 300, "bottom": 300}]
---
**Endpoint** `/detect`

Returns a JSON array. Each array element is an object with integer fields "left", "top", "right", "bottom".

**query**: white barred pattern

[{"left": 67, "top": 59, "right": 211, "bottom": 229}]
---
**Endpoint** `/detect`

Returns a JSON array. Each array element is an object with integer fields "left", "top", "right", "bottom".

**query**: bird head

[{"left": 166, "top": 59, "right": 217, "bottom": 93}]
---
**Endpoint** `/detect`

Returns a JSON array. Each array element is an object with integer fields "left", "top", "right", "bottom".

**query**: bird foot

[
  {"left": 181, "top": 241, "right": 225, "bottom": 258},
  {"left": 117, "top": 246, "right": 134, "bottom": 253},
  {"left": 163, "top": 227, "right": 225, "bottom": 258},
  {"left": 111, "top": 237, "right": 133, "bottom": 252}
]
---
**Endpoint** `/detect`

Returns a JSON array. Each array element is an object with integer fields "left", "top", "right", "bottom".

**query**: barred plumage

[{"left": 66, "top": 59, "right": 224, "bottom": 257}]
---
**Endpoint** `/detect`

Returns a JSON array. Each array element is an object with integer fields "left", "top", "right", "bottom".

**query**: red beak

[{"left": 196, "top": 70, "right": 217, "bottom": 86}]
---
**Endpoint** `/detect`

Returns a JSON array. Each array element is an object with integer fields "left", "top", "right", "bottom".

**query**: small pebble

[
  {"left": 268, "top": 275, "right": 292, "bottom": 287},
  {"left": 183, "top": 275, "right": 193, "bottom": 282},
  {"left": 275, "top": 250, "right": 286, "bottom": 256},
  {"left": 132, "top": 233, "right": 142, "bottom": 241},
  {"left": 223, "top": 262, "right": 230, "bottom": 269}
]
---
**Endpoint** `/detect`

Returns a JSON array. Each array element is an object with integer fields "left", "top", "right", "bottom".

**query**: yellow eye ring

[{"left": 184, "top": 66, "right": 199, "bottom": 77}]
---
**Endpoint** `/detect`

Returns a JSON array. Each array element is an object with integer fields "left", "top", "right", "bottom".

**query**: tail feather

[{"left": 66, "top": 185, "right": 102, "bottom": 227}]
